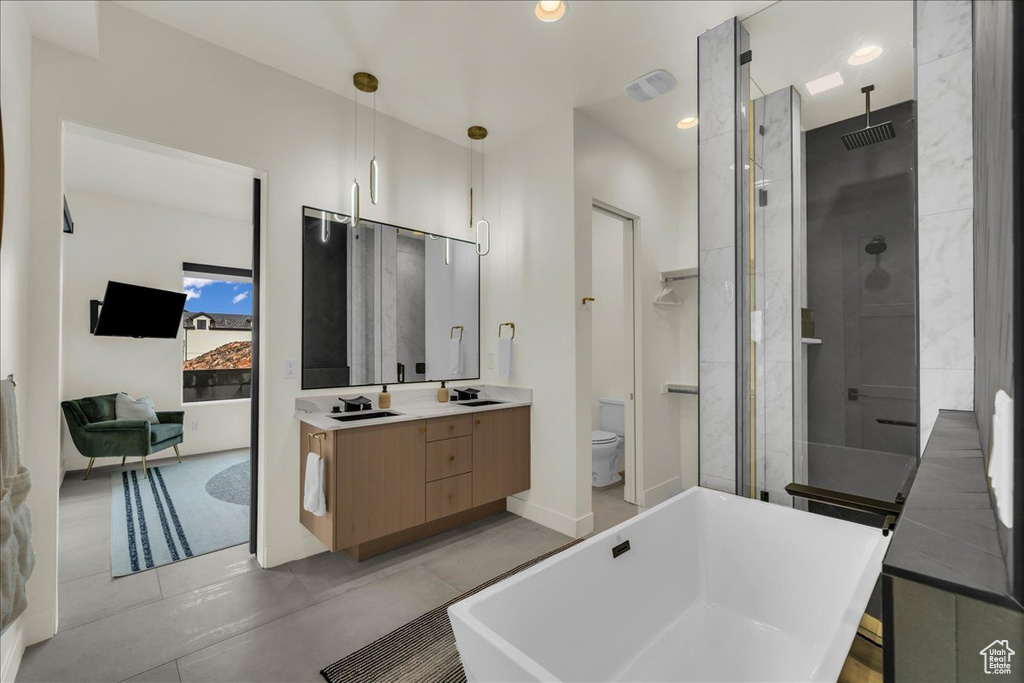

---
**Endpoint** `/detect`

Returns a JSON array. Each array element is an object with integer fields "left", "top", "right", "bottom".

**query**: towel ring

[
  {"left": 499, "top": 322, "right": 516, "bottom": 339},
  {"left": 450, "top": 325, "right": 464, "bottom": 341},
  {"left": 307, "top": 431, "right": 327, "bottom": 460}
]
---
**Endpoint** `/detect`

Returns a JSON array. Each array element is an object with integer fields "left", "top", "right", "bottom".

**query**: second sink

[
  {"left": 331, "top": 411, "right": 402, "bottom": 423},
  {"left": 454, "top": 400, "right": 507, "bottom": 407}
]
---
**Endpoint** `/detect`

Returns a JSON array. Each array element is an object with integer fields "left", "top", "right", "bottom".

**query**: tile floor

[
  {"left": 591, "top": 482, "right": 640, "bottom": 534},
  {"left": 18, "top": 455, "right": 579, "bottom": 683}
]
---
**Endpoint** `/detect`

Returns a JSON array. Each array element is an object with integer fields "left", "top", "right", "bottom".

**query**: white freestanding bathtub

[{"left": 448, "top": 486, "right": 890, "bottom": 682}]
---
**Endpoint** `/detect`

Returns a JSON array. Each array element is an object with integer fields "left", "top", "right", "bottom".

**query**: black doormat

[{"left": 320, "top": 539, "right": 583, "bottom": 683}]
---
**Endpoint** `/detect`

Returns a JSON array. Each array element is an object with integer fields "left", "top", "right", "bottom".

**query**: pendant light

[
  {"left": 468, "top": 126, "right": 490, "bottom": 256},
  {"left": 350, "top": 72, "right": 380, "bottom": 227}
]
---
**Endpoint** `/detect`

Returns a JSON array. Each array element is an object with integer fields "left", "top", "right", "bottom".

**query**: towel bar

[
  {"left": 307, "top": 431, "right": 327, "bottom": 460},
  {"left": 450, "top": 325, "right": 464, "bottom": 341},
  {"left": 499, "top": 322, "right": 516, "bottom": 339}
]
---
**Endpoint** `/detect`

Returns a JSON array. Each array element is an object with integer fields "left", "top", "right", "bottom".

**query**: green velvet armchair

[{"left": 60, "top": 394, "right": 185, "bottom": 479}]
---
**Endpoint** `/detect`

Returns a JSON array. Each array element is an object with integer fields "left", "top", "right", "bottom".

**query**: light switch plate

[
  {"left": 488, "top": 353, "right": 496, "bottom": 369},
  {"left": 284, "top": 359, "right": 297, "bottom": 379}
]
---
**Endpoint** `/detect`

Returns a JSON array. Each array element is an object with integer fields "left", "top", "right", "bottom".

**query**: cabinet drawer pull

[
  {"left": 449, "top": 424, "right": 455, "bottom": 430},
  {"left": 448, "top": 493, "right": 454, "bottom": 501},
  {"left": 475, "top": 419, "right": 481, "bottom": 425},
  {"left": 420, "top": 426, "right": 426, "bottom": 434},
  {"left": 448, "top": 455, "right": 455, "bottom": 462}
]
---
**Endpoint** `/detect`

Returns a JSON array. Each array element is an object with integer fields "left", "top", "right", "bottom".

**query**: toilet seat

[{"left": 591, "top": 430, "right": 618, "bottom": 445}]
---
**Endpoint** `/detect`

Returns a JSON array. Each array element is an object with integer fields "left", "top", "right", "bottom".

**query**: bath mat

[
  {"left": 109, "top": 452, "right": 249, "bottom": 576},
  {"left": 320, "top": 538, "right": 583, "bottom": 683}
]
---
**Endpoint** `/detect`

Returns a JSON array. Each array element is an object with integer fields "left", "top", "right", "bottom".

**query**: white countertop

[{"left": 295, "top": 384, "right": 532, "bottom": 432}]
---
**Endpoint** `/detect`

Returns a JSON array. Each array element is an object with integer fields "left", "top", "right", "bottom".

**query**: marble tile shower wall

[
  {"left": 698, "top": 18, "right": 746, "bottom": 493},
  {"left": 916, "top": 0, "right": 975, "bottom": 451}
]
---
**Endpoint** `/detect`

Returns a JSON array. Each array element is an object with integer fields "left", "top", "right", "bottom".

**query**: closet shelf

[
  {"left": 801, "top": 337, "right": 822, "bottom": 345},
  {"left": 660, "top": 267, "right": 698, "bottom": 283}
]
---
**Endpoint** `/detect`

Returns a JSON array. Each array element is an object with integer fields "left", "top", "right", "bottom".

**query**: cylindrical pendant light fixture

[
  {"left": 468, "top": 126, "right": 490, "bottom": 256},
  {"left": 350, "top": 72, "right": 380, "bottom": 226}
]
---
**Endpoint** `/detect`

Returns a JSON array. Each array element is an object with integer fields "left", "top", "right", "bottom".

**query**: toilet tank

[{"left": 598, "top": 397, "right": 625, "bottom": 436}]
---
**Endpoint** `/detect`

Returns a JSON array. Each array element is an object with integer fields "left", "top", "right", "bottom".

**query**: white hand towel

[
  {"left": 499, "top": 337, "right": 514, "bottom": 379},
  {"left": 449, "top": 338, "right": 463, "bottom": 376},
  {"left": 303, "top": 452, "right": 326, "bottom": 517},
  {"left": 988, "top": 390, "right": 1014, "bottom": 528}
]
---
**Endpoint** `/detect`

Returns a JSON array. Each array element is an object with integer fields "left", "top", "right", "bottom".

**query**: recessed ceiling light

[
  {"left": 804, "top": 71, "right": 844, "bottom": 96},
  {"left": 676, "top": 117, "right": 698, "bottom": 130},
  {"left": 848, "top": 45, "right": 883, "bottom": 66},
  {"left": 535, "top": 0, "right": 567, "bottom": 22}
]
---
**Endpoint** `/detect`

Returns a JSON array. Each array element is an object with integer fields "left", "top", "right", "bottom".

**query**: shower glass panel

[{"left": 740, "top": 1, "right": 919, "bottom": 521}]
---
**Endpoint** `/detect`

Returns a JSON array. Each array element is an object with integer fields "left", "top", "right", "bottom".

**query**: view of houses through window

[{"left": 182, "top": 266, "right": 253, "bottom": 403}]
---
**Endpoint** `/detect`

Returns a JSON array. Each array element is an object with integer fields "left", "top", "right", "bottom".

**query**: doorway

[
  {"left": 56, "top": 124, "right": 261, "bottom": 627},
  {"left": 589, "top": 203, "right": 640, "bottom": 532}
]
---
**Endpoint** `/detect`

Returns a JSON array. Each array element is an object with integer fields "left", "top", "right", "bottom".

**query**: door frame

[{"left": 591, "top": 200, "right": 642, "bottom": 506}]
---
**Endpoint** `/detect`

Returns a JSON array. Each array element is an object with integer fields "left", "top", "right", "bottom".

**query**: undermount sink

[
  {"left": 330, "top": 411, "right": 402, "bottom": 423},
  {"left": 454, "top": 400, "right": 506, "bottom": 407}
]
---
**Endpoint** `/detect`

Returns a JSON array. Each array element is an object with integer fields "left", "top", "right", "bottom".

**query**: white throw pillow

[{"left": 115, "top": 393, "right": 160, "bottom": 424}]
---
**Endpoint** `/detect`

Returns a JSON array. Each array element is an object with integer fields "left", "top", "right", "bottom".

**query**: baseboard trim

[
  {"left": 1, "top": 616, "right": 26, "bottom": 683},
  {"left": 643, "top": 476, "right": 683, "bottom": 508},
  {"left": 23, "top": 607, "right": 56, "bottom": 646},
  {"left": 506, "top": 496, "right": 593, "bottom": 538}
]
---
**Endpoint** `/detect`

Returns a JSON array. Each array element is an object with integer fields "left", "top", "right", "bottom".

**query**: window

[{"left": 182, "top": 263, "right": 253, "bottom": 403}]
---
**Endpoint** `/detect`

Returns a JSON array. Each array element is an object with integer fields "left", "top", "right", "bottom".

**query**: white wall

[
  {"left": 573, "top": 111, "right": 699, "bottom": 506},
  {"left": 60, "top": 191, "right": 252, "bottom": 471},
  {"left": 21, "top": 3, "right": 518, "bottom": 650},
  {"left": 477, "top": 113, "right": 587, "bottom": 536},
  {"left": 0, "top": 1, "right": 40, "bottom": 676},
  {"left": 590, "top": 210, "right": 627, "bottom": 428}
]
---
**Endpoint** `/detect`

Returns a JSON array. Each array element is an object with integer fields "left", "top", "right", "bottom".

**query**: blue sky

[{"left": 183, "top": 278, "right": 252, "bottom": 314}]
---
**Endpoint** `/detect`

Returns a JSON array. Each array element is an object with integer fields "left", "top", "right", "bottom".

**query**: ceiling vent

[{"left": 624, "top": 70, "right": 678, "bottom": 102}]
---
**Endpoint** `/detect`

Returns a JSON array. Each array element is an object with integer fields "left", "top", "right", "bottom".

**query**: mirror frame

[{"left": 300, "top": 205, "right": 481, "bottom": 390}]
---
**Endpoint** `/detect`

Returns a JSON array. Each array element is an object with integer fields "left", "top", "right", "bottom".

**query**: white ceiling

[
  {"left": 64, "top": 124, "right": 256, "bottom": 222},
  {"left": 24, "top": 0, "right": 100, "bottom": 59},
  {"left": 111, "top": 1, "right": 914, "bottom": 171},
  {"left": 745, "top": 1, "right": 914, "bottom": 130},
  {"left": 115, "top": 0, "right": 772, "bottom": 171}
]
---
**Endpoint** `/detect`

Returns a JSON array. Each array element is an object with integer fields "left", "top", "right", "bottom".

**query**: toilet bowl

[
  {"left": 592, "top": 397, "right": 625, "bottom": 487},
  {"left": 591, "top": 430, "right": 623, "bottom": 487}
]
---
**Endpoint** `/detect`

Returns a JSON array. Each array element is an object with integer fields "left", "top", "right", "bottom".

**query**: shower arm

[{"left": 862, "top": 85, "right": 874, "bottom": 127}]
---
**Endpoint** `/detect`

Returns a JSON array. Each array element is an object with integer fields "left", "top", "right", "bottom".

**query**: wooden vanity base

[{"left": 343, "top": 499, "right": 506, "bottom": 561}]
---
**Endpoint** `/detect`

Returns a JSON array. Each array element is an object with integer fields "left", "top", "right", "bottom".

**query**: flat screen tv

[{"left": 92, "top": 281, "right": 187, "bottom": 339}]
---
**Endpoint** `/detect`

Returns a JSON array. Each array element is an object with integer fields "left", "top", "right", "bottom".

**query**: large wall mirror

[{"left": 301, "top": 206, "right": 480, "bottom": 389}]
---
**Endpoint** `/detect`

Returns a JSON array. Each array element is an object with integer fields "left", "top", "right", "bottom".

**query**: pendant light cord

[
  {"left": 480, "top": 138, "right": 485, "bottom": 219},
  {"left": 353, "top": 86, "right": 358, "bottom": 183},
  {"left": 372, "top": 92, "right": 376, "bottom": 158}
]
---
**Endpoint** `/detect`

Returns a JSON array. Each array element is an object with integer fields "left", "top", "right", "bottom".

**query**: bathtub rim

[{"left": 447, "top": 485, "right": 890, "bottom": 682}]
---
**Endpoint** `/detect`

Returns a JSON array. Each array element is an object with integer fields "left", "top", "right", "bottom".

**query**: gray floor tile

[
  {"left": 59, "top": 536, "right": 111, "bottom": 583},
  {"left": 59, "top": 568, "right": 163, "bottom": 630},
  {"left": 18, "top": 568, "right": 315, "bottom": 683},
  {"left": 285, "top": 511, "right": 516, "bottom": 602},
  {"left": 120, "top": 661, "right": 181, "bottom": 683},
  {"left": 157, "top": 543, "right": 259, "bottom": 598},
  {"left": 422, "top": 516, "right": 572, "bottom": 591},
  {"left": 176, "top": 564, "right": 461, "bottom": 683},
  {"left": 591, "top": 485, "right": 638, "bottom": 534}
]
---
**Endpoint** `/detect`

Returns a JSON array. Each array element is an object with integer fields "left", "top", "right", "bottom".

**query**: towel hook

[
  {"left": 307, "top": 431, "right": 327, "bottom": 460},
  {"left": 499, "top": 322, "right": 516, "bottom": 339},
  {"left": 450, "top": 325, "right": 464, "bottom": 341}
]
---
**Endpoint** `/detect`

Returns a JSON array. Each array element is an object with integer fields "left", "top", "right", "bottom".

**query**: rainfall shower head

[
  {"left": 842, "top": 85, "right": 896, "bottom": 150},
  {"left": 865, "top": 235, "right": 888, "bottom": 255}
]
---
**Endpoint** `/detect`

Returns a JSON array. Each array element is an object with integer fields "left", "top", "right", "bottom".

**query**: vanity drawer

[
  {"left": 426, "top": 436, "right": 473, "bottom": 482},
  {"left": 425, "top": 414, "right": 473, "bottom": 442},
  {"left": 425, "top": 473, "right": 473, "bottom": 522}
]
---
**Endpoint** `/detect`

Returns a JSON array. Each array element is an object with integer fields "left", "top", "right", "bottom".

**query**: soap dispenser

[
  {"left": 378, "top": 385, "right": 391, "bottom": 410},
  {"left": 437, "top": 381, "right": 449, "bottom": 403}
]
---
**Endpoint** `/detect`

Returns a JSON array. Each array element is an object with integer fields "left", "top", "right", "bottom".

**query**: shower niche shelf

[{"left": 801, "top": 337, "right": 822, "bottom": 345}]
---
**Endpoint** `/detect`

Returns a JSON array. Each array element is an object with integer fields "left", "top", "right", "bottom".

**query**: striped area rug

[
  {"left": 110, "top": 452, "right": 249, "bottom": 576},
  {"left": 320, "top": 538, "right": 583, "bottom": 683}
]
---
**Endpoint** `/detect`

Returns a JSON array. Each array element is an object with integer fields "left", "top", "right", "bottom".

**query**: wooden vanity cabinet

[
  {"left": 299, "top": 406, "right": 531, "bottom": 560},
  {"left": 334, "top": 420, "right": 425, "bottom": 548},
  {"left": 473, "top": 406, "right": 531, "bottom": 505}
]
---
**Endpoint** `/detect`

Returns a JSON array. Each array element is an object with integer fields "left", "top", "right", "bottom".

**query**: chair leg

[
  {"left": 173, "top": 445, "right": 182, "bottom": 464},
  {"left": 141, "top": 456, "right": 148, "bottom": 479},
  {"left": 121, "top": 456, "right": 126, "bottom": 467},
  {"left": 83, "top": 458, "right": 96, "bottom": 480}
]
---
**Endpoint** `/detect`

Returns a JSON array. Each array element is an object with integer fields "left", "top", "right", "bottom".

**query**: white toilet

[{"left": 592, "top": 397, "right": 625, "bottom": 487}]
